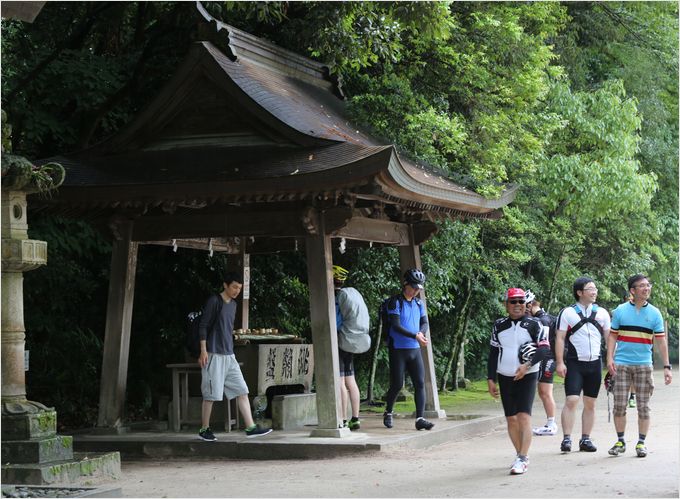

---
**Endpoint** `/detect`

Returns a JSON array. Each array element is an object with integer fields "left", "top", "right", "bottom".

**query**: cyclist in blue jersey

[
  {"left": 606, "top": 274, "right": 672, "bottom": 458},
  {"left": 382, "top": 268, "right": 434, "bottom": 431}
]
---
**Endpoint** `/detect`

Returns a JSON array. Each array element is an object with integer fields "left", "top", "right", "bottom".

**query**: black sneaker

[
  {"left": 560, "top": 437, "right": 572, "bottom": 452},
  {"left": 383, "top": 412, "right": 393, "bottom": 428},
  {"left": 579, "top": 437, "right": 597, "bottom": 452},
  {"left": 198, "top": 427, "right": 217, "bottom": 441},
  {"left": 245, "top": 424, "right": 272, "bottom": 438},
  {"left": 415, "top": 417, "right": 434, "bottom": 430},
  {"left": 608, "top": 441, "right": 626, "bottom": 456}
]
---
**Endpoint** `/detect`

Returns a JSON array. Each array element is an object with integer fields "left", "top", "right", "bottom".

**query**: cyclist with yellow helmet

[{"left": 333, "top": 265, "right": 370, "bottom": 430}]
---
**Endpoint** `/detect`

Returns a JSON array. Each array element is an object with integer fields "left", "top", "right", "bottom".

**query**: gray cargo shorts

[{"left": 201, "top": 353, "right": 249, "bottom": 401}]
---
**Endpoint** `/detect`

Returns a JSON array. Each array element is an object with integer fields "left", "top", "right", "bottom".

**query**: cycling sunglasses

[{"left": 508, "top": 299, "right": 526, "bottom": 304}]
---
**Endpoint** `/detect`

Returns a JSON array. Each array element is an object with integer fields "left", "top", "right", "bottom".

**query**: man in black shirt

[
  {"left": 197, "top": 272, "right": 272, "bottom": 441},
  {"left": 525, "top": 292, "right": 558, "bottom": 436}
]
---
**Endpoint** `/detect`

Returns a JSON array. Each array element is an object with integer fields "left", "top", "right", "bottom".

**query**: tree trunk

[
  {"left": 439, "top": 277, "right": 472, "bottom": 391},
  {"left": 365, "top": 314, "right": 383, "bottom": 404},
  {"left": 546, "top": 243, "right": 566, "bottom": 310},
  {"left": 452, "top": 305, "right": 472, "bottom": 384}
]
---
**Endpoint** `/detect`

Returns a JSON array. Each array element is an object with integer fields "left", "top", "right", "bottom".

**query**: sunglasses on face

[{"left": 508, "top": 299, "right": 525, "bottom": 304}]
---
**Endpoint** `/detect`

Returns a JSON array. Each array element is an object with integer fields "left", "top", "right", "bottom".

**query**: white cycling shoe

[
  {"left": 510, "top": 457, "right": 528, "bottom": 475},
  {"left": 532, "top": 423, "right": 558, "bottom": 436}
]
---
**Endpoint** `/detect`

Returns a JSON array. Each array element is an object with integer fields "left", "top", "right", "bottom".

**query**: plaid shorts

[{"left": 612, "top": 364, "right": 654, "bottom": 419}]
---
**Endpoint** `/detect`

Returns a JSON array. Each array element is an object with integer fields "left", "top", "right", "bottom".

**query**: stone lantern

[
  {"left": 0, "top": 120, "right": 121, "bottom": 484},
  {"left": 1, "top": 120, "right": 120, "bottom": 485},
  {"left": 0, "top": 142, "right": 78, "bottom": 481},
  {"left": 1, "top": 152, "right": 64, "bottom": 429},
  {"left": 1, "top": 128, "right": 121, "bottom": 485}
]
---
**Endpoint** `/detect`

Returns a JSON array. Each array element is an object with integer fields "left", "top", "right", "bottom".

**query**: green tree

[{"left": 3, "top": 1, "right": 677, "bottom": 425}]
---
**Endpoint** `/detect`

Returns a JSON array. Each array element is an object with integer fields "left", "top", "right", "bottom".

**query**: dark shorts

[
  {"left": 564, "top": 358, "right": 602, "bottom": 398},
  {"left": 497, "top": 372, "right": 538, "bottom": 417},
  {"left": 538, "top": 356, "right": 556, "bottom": 384},
  {"left": 338, "top": 349, "right": 354, "bottom": 377}
]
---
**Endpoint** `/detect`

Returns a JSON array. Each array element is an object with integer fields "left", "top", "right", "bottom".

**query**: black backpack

[
  {"left": 378, "top": 294, "right": 408, "bottom": 347},
  {"left": 186, "top": 294, "right": 222, "bottom": 358}
]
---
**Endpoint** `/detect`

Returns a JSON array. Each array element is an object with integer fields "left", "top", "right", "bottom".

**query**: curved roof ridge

[{"left": 196, "top": 1, "right": 343, "bottom": 97}]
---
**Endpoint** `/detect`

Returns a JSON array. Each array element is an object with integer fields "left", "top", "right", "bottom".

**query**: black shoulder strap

[
  {"left": 208, "top": 293, "right": 224, "bottom": 330},
  {"left": 387, "top": 294, "right": 402, "bottom": 310},
  {"left": 569, "top": 307, "right": 603, "bottom": 336}
]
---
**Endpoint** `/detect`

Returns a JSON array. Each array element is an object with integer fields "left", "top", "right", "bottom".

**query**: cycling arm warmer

[
  {"left": 419, "top": 316, "right": 430, "bottom": 335},
  {"left": 389, "top": 314, "right": 418, "bottom": 339},
  {"left": 487, "top": 345, "right": 499, "bottom": 381}
]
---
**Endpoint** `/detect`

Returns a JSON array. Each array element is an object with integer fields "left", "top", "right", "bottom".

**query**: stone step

[
  {"left": 1, "top": 484, "right": 123, "bottom": 498},
  {"left": 2, "top": 410, "right": 57, "bottom": 440},
  {"left": 1, "top": 451, "right": 121, "bottom": 486},
  {"left": 1, "top": 435, "right": 74, "bottom": 464}
]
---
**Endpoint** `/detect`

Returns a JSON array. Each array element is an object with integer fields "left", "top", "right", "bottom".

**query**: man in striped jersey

[{"left": 606, "top": 274, "right": 672, "bottom": 458}]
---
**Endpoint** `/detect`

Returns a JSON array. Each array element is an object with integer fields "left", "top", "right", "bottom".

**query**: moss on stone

[{"left": 36, "top": 411, "right": 56, "bottom": 432}]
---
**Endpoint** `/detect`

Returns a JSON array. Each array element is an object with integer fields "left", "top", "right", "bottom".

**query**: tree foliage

[{"left": 2, "top": 1, "right": 677, "bottom": 425}]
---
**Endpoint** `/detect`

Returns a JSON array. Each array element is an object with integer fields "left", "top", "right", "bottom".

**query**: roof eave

[{"left": 376, "top": 150, "right": 517, "bottom": 215}]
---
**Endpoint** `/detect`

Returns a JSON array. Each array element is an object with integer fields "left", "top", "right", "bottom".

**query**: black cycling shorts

[
  {"left": 338, "top": 349, "right": 354, "bottom": 377},
  {"left": 538, "top": 356, "right": 556, "bottom": 384},
  {"left": 497, "top": 372, "right": 538, "bottom": 417},
  {"left": 564, "top": 358, "right": 602, "bottom": 398}
]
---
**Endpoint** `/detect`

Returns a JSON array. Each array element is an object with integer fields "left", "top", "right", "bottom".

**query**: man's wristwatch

[{"left": 663, "top": 364, "right": 672, "bottom": 370}]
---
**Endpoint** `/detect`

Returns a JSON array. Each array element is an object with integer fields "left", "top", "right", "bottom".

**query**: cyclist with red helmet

[{"left": 488, "top": 288, "right": 550, "bottom": 475}]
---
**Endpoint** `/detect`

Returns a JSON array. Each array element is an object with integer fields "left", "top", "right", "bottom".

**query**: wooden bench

[{"left": 166, "top": 363, "right": 240, "bottom": 432}]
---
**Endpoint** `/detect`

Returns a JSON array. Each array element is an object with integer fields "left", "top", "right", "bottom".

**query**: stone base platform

[
  {"left": 72, "top": 412, "right": 504, "bottom": 460},
  {"left": 1, "top": 451, "right": 121, "bottom": 485}
]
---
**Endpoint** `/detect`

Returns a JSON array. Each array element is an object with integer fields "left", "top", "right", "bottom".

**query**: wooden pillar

[
  {"left": 399, "top": 228, "right": 446, "bottom": 419},
  {"left": 305, "top": 212, "right": 349, "bottom": 437},
  {"left": 240, "top": 240, "right": 249, "bottom": 330},
  {"left": 97, "top": 221, "right": 138, "bottom": 428}
]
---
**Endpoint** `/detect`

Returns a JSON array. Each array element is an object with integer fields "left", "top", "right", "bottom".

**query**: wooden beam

[
  {"left": 131, "top": 207, "right": 353, "bottom": 241},
  {"left": 240, "top": 241, "right": 250, "bottom": 330},
  {"left": 97, "top": 221, "right": 138, "bottom": 428},
  {"left": 331, "top": 217, "right": 410, "bottom": 245},
  {"left": 412, "top": 220, "right": 440, "bottom": 246},
  {"left": 140, "top": 238, "right": 239, "bottom": 253},
  {"left": 140, "top": 236, "right": 306, "bottom": 255}
]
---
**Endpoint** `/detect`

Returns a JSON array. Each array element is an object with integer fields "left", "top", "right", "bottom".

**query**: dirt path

[{"left": 116, "top": 370, "right": 678, "bottom": 498}]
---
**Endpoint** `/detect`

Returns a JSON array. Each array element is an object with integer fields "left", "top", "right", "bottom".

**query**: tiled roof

[{"left": 33, "top": 23, "right": 516, "bottom": 217}]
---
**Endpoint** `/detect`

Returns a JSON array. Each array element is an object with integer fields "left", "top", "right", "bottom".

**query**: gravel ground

[{"left": 116, "top": 369, "right": 678, "bottom": 498}]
